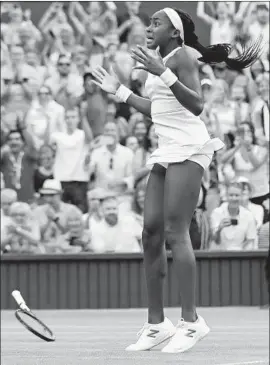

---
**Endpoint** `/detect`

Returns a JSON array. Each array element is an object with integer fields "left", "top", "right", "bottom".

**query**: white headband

[{"left": 163, "top": 8, "right": 185, "bottom": 42}]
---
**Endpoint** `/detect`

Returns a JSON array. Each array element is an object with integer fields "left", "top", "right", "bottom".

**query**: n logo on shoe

[
  {"left": 185, "top": 329, "right": 196, "bottom": 338},
  {"left": 147, "top": 329, "right": 159, "bottom": 338}
]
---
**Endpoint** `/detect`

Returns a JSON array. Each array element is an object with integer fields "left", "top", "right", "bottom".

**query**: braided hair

[{"left": 174, "top": 9, "right": 263, "bottom": 71}]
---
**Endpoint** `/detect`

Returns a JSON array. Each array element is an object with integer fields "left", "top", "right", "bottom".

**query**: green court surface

[{"left": 1, "top": 307, "right": 269, "bottom": 365}]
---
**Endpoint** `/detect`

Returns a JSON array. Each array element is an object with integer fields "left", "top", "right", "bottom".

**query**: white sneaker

[
  {"left": 125, "top": 317, "right": 176, "bottom": 351},
  {"left": 161, "top": 315, "right": 210, "bottom": 353}
]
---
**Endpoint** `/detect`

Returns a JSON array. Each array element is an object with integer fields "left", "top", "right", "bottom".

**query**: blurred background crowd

[{"left": 1, "top": 1, "right": 269, "bottom": 255}]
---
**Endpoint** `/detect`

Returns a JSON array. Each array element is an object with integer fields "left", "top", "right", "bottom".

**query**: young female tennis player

[{"left": 92, "top": 7, "right": 262, "bottom": 353}]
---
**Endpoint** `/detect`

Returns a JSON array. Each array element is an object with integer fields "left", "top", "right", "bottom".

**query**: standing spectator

[
  {"left": 230, "top": 83, "right": 251, "bottom": 123},
  {"left": 221, "top": 122, "right": 269, "bottom": 206},
  {"left": 207, "top": 80, "right": 239, "bottom": 140},
  {"left": 50, "top": 107, "right": 93, "bottom": 213},
  {"left": 33, "top": 145, "right": 54, "bottom": 193},
  {"left": 1, "top": 202, "right": 42, "bottom": 254},
  {"left": 210, "top": 182, "right": 257, "bottom": 250},
  {"left": 248, "top": 3, "right": 269, "bottom": 60},
  {"left": 91, "top": 194, "right": 142, "bottom": 253},
  {"left": 89, "top": 121, "right": 133, "bottom": 213},
  {"left": 252, "top": 73, "right": 269, "bottom": 145},
  {"left": 45, "top": 54, "right": 83, "bottom": 109},
  {"left": 117, "top": 2, "right": 149, "bottom": 44},
  {"left": 1, "top": 119, "right": 37, "bottom": 203},
  {"left": 1, "top": 3, "right": 25, "bottom": 46},
  {"left": 77, "top": 72, "right": 108, "bottom": 139},
  {"left": 25, "top": 85, "right": 66, "bottom": 150},
  {"left": 197, "top": 2, "right": 235, "bottom": 45},
  {"left": 1, "top": 45, "right": 35, "bottom": 124}
]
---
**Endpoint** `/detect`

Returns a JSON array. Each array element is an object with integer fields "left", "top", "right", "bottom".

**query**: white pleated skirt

[{"left": 146, "top": 126, "right": 225, "bottom": 171}]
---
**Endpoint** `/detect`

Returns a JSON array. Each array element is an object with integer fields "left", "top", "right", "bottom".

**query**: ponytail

[{"left": 174, "top": 9, "right": 263, "bottom": 71}]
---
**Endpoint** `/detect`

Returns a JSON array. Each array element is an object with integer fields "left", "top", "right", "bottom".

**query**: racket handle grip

[{"left": 12, "top": 290, "right": 26, "bottom": 307}]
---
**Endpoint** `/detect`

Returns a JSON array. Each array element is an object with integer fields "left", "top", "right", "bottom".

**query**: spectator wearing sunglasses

[
  {"left": 25, "top": 85, "right": 66, "bottom": 150},
  {"left": 45, "top": 54, "right": 83, "bottom": 109},
  {"left": 89, "top": 122, "right": 134, "bottom": 214}
]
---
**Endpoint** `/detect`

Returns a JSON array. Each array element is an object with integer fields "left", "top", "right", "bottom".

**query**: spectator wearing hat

[
  {"left": 91, "top": 193, "right": 142, "bottom": 253},
  {"left": 210, "top": 182, "right": 258, "bottom": 250},
  {"left": 49, "top": 107, "right": 92, "bottom": 213},
  {"left": 89, "top": 121, "right": 134, "bottom": 214},
  {"left": 33, "top": 179, "right": 75, "bottom": 244}
]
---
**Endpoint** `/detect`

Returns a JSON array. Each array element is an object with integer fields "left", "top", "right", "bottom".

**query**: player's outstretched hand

[
  {"left": 92, "top": 66, "right": 121, "bottom": 94},
  {"left": 131, "top": 45, "right": 166, "bottom": 76}
]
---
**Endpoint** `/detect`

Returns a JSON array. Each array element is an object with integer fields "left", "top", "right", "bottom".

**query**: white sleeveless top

[{"left": 144, "top": 47, "right": 224, "bottom": 166}]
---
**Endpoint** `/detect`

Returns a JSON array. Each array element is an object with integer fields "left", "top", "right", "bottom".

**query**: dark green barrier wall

[{"left": 1, "top": 251, "right": 268, "bottom": 309}]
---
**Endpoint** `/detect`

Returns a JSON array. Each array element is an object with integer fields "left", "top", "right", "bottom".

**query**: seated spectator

[
  {"left": 83, "top": 188, "right": 106, "bottom": 229},
  {"left": 258, "top": 222, "right": 269, "bottom": 249},
  {"left": 221, "top": 122, "right": 269, "bottom": 206},
  {"left": 25, "top": 85, "right": 66, "bottom": 150},
  {"left": 237, "top": 176, "right": 264, "bottom": 230},
  {"left": 252, "top": 73, "right": 269, "bottom": 146},
  {"left": 1, "top": 122, "right": 37, "bottom": 203},
  {"left": 1, "top": 172, "right": 5, "bottom": 190},
  {"left": 210, "top": 182, "right": 257, "bottom": 250},
  {"left": 131, "top": 120, "right": 148, "bottom": 149},
  {"left": 45, "top": 54, "right": 83, "bottom": 109},
  {"left": 1, "top": 202, "right": 42, "bottom": 254},
  {"left": 132, "top": 124, "right": 158, "bottom": 187},
  {"left": 46, "top": 206, "right": 92, "bottom": 254},
  {"left": 126, "top": 135, "right": 139, "bottom": 153},
  {"left": 131, "top": 183, "right": 146, "bottom": 228},
  {"left": 33, "top": 145, "right": 54, "bottom": 193},
  {"left": 90, "top": 121, "right": 134, "bottom": 214},
  {"left": 91, "top": 193, "right": 142, "bottom": 253},
  {"left": 194, "top": 185, "right": 211, "bottom": 250},
  {"left": 33, "top": 179, "right": 75, "bottom": 243},
  {"left": 50, "top": 107, "right": 92, "bottom": 213},
  {"left": 1, "top": 188, "right": 18, "bottom": 217}
]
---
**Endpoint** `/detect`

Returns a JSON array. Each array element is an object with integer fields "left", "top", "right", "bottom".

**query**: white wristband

[
  {"left": 115, "top": 85, "right": 133, "bottom": 103},
  {"left": 160, "top": 68, "right": 178, "bottom": 87}
]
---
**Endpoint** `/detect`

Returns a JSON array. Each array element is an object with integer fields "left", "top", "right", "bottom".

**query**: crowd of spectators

[{"left": 1, "top": 1, "right": 269, "bottom": 255}]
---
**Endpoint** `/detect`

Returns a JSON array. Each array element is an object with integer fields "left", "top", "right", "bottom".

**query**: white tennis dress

[{"left": 145, "top": 47, "right": 224, "bottom": 170}]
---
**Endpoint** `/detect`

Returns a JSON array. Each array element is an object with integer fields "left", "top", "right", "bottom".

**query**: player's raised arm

[{"left": 92, "top": 66, "right": 152, "bottom": 117}]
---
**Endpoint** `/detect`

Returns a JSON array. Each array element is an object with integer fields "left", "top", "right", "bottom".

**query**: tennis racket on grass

[{"left": 12, "top": 290, "right": 56, "bottom": 342}]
